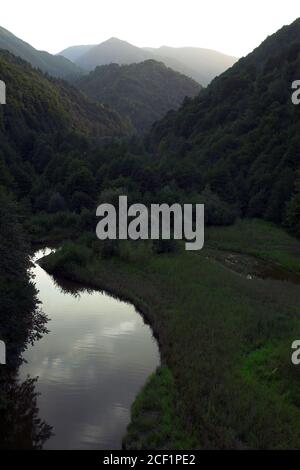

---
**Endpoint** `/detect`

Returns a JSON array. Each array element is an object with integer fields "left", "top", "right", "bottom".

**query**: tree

[{"left": 47, "top": 192, "right": 66, "bottom": 213}]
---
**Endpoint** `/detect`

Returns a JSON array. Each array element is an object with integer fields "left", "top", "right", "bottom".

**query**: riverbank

[{"left": 40, "top": 219, "right": 300, "bottom": 449}]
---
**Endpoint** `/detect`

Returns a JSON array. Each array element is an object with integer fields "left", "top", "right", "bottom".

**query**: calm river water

[{"left": 18, "top": 248, "right": 160, "bottom": 450}]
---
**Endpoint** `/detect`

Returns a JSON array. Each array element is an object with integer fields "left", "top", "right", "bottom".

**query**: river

[{"left": 18, "top": 248, "right": 160, "bottom": 450}]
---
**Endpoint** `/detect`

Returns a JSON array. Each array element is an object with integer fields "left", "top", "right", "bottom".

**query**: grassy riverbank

[{"left": 40, "top": 219, "right": 300, "bottom": 449}]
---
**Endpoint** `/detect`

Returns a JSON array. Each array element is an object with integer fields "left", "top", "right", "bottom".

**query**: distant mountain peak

[
  {"left": 74, "top": 37, "right": 151, "bottom": 71},
  {"left": 106, "top": 37, "right": 125, "bottom": 43},
  {"left": 61, "top": 37, "right": 237, "bottom": 85}
]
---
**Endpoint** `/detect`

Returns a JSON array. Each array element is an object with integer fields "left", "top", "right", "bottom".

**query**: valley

[{"left": 0, "top": 11, "right": 300, "bottom": 452}]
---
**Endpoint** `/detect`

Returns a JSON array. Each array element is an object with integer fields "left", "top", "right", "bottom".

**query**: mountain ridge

[
  {"left": 76, "top": 59, "right": 202, "bottom": 133},
  {"left": 73, "top": 37, "right": 152, "bottom": 71},
  {"left": 59, "top": 38, "right": 237, "bottom": 85},
  {"left": 0, "top": 49, "right": 131, "bottom": 151},
  {"left": 148, "top": 18, "right": 300, "bottom": 230},
  {"left": 0, "top": 48, "right": 133, "bottom": 202},
  {"left": 0, "top": 25, "right": 84, "bottom": 79}
]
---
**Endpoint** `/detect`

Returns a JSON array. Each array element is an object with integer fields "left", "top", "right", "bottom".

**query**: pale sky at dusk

[{"left": 1, "top": 0, "right": 299, "bottom": 57}]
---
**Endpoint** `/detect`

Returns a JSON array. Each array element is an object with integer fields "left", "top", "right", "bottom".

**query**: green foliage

[
  {"left": 27, "top": 210, "right": 80, "bottom": 237},
  {"left": 153, "top": 239, "right": 180, "bottom": 254},
  {"left": 0, "top": 49, "right": 131, "bottom": 202},
  {"left": 77, "top": 60, "right": 201, "bottom": 134},
  {"left": 199, "top": 185, "right": 237, "bottom": 225},
  {"left": 149, "top": 19, "right": 300, "bottom": 231},
  {"left": 119, "top": 240, "right": 154, "bottom": 263},
  {"left": 47, "top": 192, "right": 66, "bottom": 213},
  {"left": 0, "top": 188, "right": 46, "bottom": 349},
  {"left": 65, "top": 166, "right": 96, "bottom": 196},
  {"left": 0, "top": 48, "right": 236, "bottom": 236},
  {"left": 44, "top": 241, "right": 92, "bottom": 274},
  {"left": 285, "top": 170, "right": 300, "bottom": 237}
]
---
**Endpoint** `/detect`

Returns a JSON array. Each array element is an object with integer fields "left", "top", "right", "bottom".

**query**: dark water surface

[{"left": 18, "top": 249, "right": 160, "bottom": 450}]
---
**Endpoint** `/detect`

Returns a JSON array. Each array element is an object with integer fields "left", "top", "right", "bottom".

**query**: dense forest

[
  {"left": 0, "top": 50, "right": 133, "bottom": 213},
  {"left": 148, "top": 19, "right": 300, "bottom": 234},
  {"left": 1, "top": 19, "right": 300, "bottom": 240},
  {"left": 76, "top": 60, "right": 201, "bottom": 133}
]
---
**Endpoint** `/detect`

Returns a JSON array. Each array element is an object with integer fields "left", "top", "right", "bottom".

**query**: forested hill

[
  {"left": 77, "top": 60, "right": 202, "bottom": 133},
  {"left": 0, "top": 50, "right": 131, "bottom": 140},
  {"left": 0, "top": 50, "right": 132, "bottom": 198},
  {"left": 0, "top": 26, "right": 83, "bottom": 79},
  {"left": 148, "top": 18, "right": 300, "bottom": 232}
]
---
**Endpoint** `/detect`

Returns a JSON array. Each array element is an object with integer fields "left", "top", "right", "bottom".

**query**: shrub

[
  {"left": 199, "top": 185, "right": 237, "bottom": 226},
  {"left": 46, "top": 241, "right": 92, "bottom": 272},
  {"left": 119, "top": 240, "right": 153, "bottom": 263}
]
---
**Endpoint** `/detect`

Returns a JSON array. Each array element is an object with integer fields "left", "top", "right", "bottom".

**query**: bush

[
  {"left": 99, "top": 240, "right": 120, "bottom": 259},
  {"left": 199, "top": 185, "right": 237, "bottom": 226},
  {"left": 153, "top": 238, "right": 180, "bottom": 254},
  {"left": 46, "top": 241, "right": 92, "bottom": 272},
  {"left": 119, "top": 241, "right": 153, "bottom": 263},
  {"left": 26, "top": 211, "right": 80, "bottom": 239},
  {"left": 48, "top": 192, "right": 66, "bottom": 213}
]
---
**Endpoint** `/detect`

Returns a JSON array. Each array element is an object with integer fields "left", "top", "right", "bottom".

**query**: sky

[{"left": 1, "top": 0, "right": 300, "bottom": 57}]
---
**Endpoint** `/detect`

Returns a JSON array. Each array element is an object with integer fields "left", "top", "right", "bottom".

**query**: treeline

[{"left": 24, "top": 137, "right": 237, "bottom": 243}]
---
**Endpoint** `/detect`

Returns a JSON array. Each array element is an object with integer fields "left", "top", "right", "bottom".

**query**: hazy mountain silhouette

[
  {"left": 59, "top": 44, "right": 96, "bottom": 63},
  {"left": 0, "top": 26, "right": 83, "bottom": 79},
  {"left": 145, "top": 46, "right": 238, "bottom": 85},
  {"left": 77, "top": 59, "right": 201, "bottom": 133},
  {"left": 74, "top": 38, "right": 152, "bottom": 71},
  {"left": 60, "top": 38, "right": 237, "bottom": 85}
]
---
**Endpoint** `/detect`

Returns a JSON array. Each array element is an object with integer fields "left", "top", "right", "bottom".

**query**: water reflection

[
  {"left": 18, "top": 249, "right": 160, "bottom": 450},
  {"left": 0, "top": 246, "right": 51, "bottom": 450},
  {"left": 0, "top": 372, "right": 53, "bottom": 449}
]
